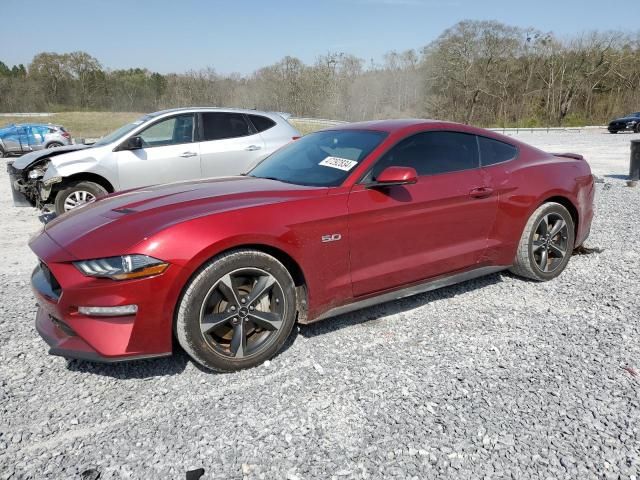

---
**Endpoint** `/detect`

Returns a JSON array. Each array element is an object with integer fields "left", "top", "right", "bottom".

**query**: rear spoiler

[{"left": 551, "top": 152, "right": 585, "bottom": 161}]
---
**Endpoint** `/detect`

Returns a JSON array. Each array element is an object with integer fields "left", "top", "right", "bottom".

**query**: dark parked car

[
  {"left": 0, "top": 123, "right": 72, "bottom": 157},
  {"left": 608, "top": 112, "right": 640, "bottom": 133},
  {"left": 29, "top": 119, "right": 594, "bottom": 372}
]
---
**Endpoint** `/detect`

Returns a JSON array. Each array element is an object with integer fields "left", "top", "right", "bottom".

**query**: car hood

[
  {"left": 43, "top": 176, "right": 327, "bottom": 259},
  {"left": 10, "top": 144, "right": 92, "bottom": 170}
]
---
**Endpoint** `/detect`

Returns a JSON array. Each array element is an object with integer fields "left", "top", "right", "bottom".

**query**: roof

[
  {"left": 328, "top": 119, "right": 493, "bottom": 135},
  {"left": 320, "top": 118, "right": 532, "bottom": 149},
  {"left": 148, "top": 107, "right": 285, "bottom": 118},
  {"left": 335, "top": 119, "right": 440, "bottom": 132}
]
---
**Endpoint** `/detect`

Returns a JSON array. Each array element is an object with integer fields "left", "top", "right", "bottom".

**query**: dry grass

[{"left": 0, "top": 112, "right": 143, "bottom": 139}]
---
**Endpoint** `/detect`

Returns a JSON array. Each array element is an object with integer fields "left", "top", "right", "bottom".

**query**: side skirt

[{"left": 310, "top": 265, "right": 507, "bottom": 323}]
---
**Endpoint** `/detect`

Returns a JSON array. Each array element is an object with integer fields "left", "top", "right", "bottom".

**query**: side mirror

[
  {"left": 121, "top": 136, "right": 143, "bottom": 150},
  {"left": 370, "top": 166, "right": 418, "bottom": 187}
]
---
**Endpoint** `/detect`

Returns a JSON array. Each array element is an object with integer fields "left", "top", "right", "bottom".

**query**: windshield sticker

[{"left": 319, "top": 156, "right": 358, "bottom": 171}]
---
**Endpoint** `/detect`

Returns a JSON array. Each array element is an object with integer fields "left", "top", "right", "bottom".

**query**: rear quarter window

[
  {"left": 248, "top": 115, "right": 276, "bottom": 133},
  {"left": 478, "top": 136, "right": 518, "bottom": 166}
]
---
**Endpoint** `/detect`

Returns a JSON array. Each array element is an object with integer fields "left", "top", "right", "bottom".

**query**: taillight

[
  {"left": 62, "top": 132, "right": 71, "bottom": 139},
  {"left": 292, "top": 136, "right": 301, "bottom": 141}
]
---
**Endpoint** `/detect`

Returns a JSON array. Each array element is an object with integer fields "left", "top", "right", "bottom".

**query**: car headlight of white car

[{"left": 28, "top": 168, "right": 45, "bottom": 179}]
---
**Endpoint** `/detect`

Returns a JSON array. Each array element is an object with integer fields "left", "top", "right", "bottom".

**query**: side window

[
  {"left": 201, "top": 113, "right": 252, "bottom": 141},
  {"left": 478, "top": 136, "right": 518, "bottom": 166},
  {"left": 248, "top": 114, "right": 276, "bottom": 133},
  {"left": 138, "top": 114, "right": 194, "bottom": 147},
  {"left": 372, "top": 131, "right": 479, "bottom": 179},
  {"left": 29, "top": 126, "right": 45, "bottom": 142}
]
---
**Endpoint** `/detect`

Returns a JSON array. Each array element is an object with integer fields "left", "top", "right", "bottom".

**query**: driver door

[
  {"left": 348, "top": 131, "right": 497, "bottom": 297},
  {"left": 115, "top": 113, "right": 201, "bottom": 190}
]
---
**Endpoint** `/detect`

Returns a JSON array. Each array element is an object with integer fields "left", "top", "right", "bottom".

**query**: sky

[{"left": 0, "top": 0, "right": 635, "bottom": 75}]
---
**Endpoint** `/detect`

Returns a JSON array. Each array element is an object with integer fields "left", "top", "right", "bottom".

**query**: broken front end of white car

[{"left": 6, "top": 144, "right": 92, "bottom": 211}]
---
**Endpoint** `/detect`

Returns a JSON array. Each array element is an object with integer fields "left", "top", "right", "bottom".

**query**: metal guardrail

[
  {"left": 289, "top": 117, "right": 608, "bottom": 134},
  {"left": 0, "top": 112, "right": 52, "bottom": 117},
  {"left": 489, "top": 126, "right": 606, "bottom": 133},
  {"left": 289, "top": 117, "right": 349, "bottom": 134},
  {"left": 290, "top": 117, "right": 348, "bottom": 126}
]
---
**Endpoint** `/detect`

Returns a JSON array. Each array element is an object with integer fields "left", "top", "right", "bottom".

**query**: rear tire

[
  {"left": 54, "top": 181, "right": 107, "bottom": 214},
  {"left": 176, "top": 249, "right": 297, "bottom": 372},
  {"left": 509, "top": 202, "right": 575, "bottom": 281},
  {"left": 47, "top": 142, "right": 63, "bottom": 149}
]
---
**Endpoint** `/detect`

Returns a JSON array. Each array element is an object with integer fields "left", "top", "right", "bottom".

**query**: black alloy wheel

[
  {"left": 176, "top": 249, "right": 297, "bottom": 372},
  {"left": 198, "top": 268, "right": 286, "bottom": 359}
]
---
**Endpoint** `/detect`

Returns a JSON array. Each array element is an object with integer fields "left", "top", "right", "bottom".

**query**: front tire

[
  {"left": 509, "top": 202, "right": 575, "bottom": 281},
  {"left": 54, "top": 181, "right": 107, "bottom": 214},
  {"left": 176, "top": 249, "right": 297, "bottom": 372}
]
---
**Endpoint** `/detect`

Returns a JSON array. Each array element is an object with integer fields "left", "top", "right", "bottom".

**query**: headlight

[
  {"left": 28, "top": 168, "right": 45, "bottom": 179},
  {"left": 73, "top": 254, "right": 168, "bottom": 280}
]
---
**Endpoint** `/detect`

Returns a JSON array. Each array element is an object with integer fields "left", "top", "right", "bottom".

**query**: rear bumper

[{"left": 575, "top": 175, "right": 595, "bottom": 247}]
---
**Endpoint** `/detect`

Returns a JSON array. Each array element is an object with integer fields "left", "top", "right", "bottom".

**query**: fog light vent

[{"left": 78, "top": 305, "right": 138, "bottom": 317}]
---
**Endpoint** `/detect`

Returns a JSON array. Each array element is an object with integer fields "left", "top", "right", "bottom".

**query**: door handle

[
  {"left": 245, "top": 145, "right": 262, "bottom": 151},
  {"left": 469, "top": 187, "right": 494, "bottom": 199},
  {"left": 180, "top": 151, "right": 197, "bottom": 158}
]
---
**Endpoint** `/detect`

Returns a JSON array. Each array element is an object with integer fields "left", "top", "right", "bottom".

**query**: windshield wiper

[{"left": 256, "top": 176, "right": 301, "bottom": 185}]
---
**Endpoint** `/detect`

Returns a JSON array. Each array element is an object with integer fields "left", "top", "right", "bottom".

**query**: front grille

[{"left": 39, "top": 262, "right": 62, "bottom": 298}]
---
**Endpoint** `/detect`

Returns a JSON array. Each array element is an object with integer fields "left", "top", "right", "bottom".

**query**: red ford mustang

[{"left": 29, "top": 120, "right": 594, "bottom": 371}]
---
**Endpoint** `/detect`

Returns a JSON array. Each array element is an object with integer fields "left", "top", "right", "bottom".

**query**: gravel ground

[{"left": 1, "top": 129, "right": 639, "bottom": 479}]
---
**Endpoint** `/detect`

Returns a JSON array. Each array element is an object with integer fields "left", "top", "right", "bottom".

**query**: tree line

[{"left": 1, "top": 20, "right": 639, "bottom": 127}]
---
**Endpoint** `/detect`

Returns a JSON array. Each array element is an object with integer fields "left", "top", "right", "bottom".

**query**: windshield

[
  {"left": 249, "top": 130, "right": 387, "bottom": 187},
  {"left": 92, "top": 114, "right": 155, "bottom": 146}
]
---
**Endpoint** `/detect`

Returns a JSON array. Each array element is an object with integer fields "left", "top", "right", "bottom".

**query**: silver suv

[
  {"left": 0, "top": 123, "right": 72, "bottom": 157},
  {"left": 8, "top": 108, "right": 301, "bottom": 214}
]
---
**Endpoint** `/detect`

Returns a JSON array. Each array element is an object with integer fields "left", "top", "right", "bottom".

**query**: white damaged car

[{"left": 7, "top": 107, "right": 300, "bottom": 215}]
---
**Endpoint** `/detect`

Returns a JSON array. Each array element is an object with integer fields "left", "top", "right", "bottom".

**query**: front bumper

[
  {"left": 35, "top": 308, "right": 170, "bottom": 363},
  {"left": 608, "top": 123, "right": 637, "bottom": 133},
  {"left": 6, "top": 162, "right": 33, "bottom": 207},
  {"left": 30, "top": 232, "right": 178, "bottom": 363}
]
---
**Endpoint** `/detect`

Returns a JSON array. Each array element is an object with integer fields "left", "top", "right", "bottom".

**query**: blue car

[{"left": 0, "top": 123, "right": 72, "bottom": 157}]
